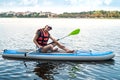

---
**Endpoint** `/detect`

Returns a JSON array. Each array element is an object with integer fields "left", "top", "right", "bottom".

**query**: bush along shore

[{"left": 0, "top": 10, "right": 120, "bottom": 18}]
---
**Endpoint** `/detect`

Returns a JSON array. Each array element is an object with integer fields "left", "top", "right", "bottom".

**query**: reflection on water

[
  {"left": 33, "top": 62, "right": 57, "bottom": 80},
  {"left": 22, "top": 60, "right": 115, "bottom": 80}
]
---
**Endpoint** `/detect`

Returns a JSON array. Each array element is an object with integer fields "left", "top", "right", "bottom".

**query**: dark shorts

[{"left": 38, "top": 48, "right": 42, "bottom": 52}]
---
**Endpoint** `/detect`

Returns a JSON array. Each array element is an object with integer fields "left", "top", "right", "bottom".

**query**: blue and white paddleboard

[{"left": 2, "top": 49, "right": 115, "bottom": 61}]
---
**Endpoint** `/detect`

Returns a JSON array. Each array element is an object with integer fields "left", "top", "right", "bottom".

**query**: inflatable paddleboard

[{"left": 2, "top": 49, "right": 115, "bottom": 61}]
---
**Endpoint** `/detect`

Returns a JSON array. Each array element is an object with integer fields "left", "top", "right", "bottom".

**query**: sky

[{"left": 0, "top": 0, "right": 120, "bottom": 13}]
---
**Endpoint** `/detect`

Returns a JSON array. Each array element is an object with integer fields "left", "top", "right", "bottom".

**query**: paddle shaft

[
  {"left": 48, "top": 28, "right": 80, "bottom": 44},
  {"left": 48, "top": 35, "right": 68, "bottom": 44}
]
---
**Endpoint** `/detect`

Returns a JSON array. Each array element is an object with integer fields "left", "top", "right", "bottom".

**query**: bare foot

[
  {"left": 52, "top": 48, "right": 58, "bottom": 52},
  {"left": 66, "top": 50, "right": 74, "bottom": 53}
]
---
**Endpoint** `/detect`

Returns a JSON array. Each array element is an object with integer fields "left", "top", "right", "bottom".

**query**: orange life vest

[{"left": 36, "top": 29, "right": 50, "bottom": 46}]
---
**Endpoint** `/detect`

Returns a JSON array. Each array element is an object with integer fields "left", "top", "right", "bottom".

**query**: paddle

[
  {"left": 49, "top": 28, "right": 80, "bottom": 44},
  {"left": 58, "top": 28, "right": 80, "bottom": 40}
]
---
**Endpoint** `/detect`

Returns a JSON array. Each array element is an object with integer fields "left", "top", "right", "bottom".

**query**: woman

[{"left": 33, "top": 25, "right": 74, "bottom": 53}]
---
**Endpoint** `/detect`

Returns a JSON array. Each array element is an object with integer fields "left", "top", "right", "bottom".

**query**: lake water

[{"left": 0, "top": 18, "right": 120, "bottom": 80}]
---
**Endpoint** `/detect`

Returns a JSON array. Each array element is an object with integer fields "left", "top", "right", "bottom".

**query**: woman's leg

[
  {"left": 41, "top": 44, "right": 53, "bottom": 52},
  {"left": 51, "top": 43, "right": 74, "bottom": 53},
  {"left": 41, "top": 44, "right": 58, "bottom": 53},
  {"left": 41, "top": 43, "right": 74, "bottom": 53}
]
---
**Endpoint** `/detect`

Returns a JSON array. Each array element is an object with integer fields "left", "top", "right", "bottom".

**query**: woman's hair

[{"left": 45, "top": 25, "right": 52, "bottom": 30}]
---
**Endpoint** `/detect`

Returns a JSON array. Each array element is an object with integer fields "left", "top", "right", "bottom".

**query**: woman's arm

[{"left": 49, "top": 35, "right": 65, "bottom": 48}]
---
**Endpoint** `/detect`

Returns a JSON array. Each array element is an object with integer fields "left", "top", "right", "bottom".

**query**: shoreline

[{"left": 0, "top": 17, "right": 120, "bottom": 19}]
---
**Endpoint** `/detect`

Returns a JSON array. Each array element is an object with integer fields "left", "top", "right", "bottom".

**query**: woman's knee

[
  {"left": 49, "top": 44, "right": 54, "bottom": 49},
  {"left": 51, "top": 43, "right": 56, "bottom": 47}
]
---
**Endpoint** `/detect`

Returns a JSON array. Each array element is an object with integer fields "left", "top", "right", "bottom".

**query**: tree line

[
  {"left": 58, "top": 10, "right": 120, "bottom": 18},
  {"left": 0, "top": 10, "right": 120, "bottom": 18}
]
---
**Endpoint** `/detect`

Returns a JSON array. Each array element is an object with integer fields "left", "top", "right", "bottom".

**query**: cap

[{"left": 48, "top": 26, "right": 52, "bottom": 30}]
